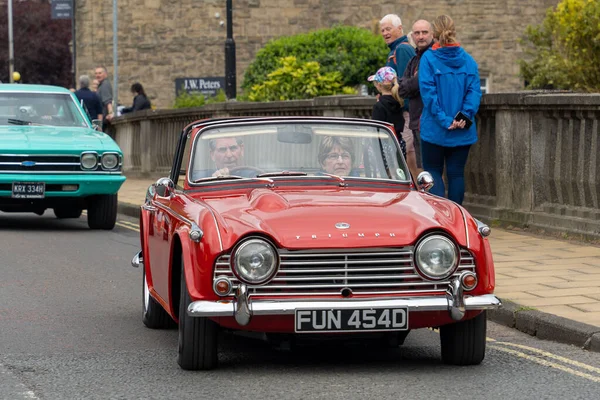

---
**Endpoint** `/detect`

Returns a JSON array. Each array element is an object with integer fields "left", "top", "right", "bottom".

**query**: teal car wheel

[{"left": 87, "top": 194, "right": 117, "bottom": 230}]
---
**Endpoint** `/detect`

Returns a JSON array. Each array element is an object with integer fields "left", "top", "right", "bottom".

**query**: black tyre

[
  {"left": 142, "top": 267, "right": 174, "bottom": 329},
  {"left": 177, "top": 259, "right": 219, "bottom": 370},
  {"left": 54, "top": 207, "right": 82, "bottom": 219},
  {"left": 87, "top": 194, "right": 117, "bottom": 230},
  {"left": 440, "top": 311, "right": 487, "bottom": 365}
]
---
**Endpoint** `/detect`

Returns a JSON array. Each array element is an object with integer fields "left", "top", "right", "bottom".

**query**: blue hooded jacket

[{"left": 418, "top": 45, "right": 481, "bottom": 147}]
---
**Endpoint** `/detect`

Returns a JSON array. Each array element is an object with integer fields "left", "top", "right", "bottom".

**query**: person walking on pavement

[
  {"left": 94, "top": 66, "right": 115, "bottom": 135},
  {"left": 398, "top": 19, "right": 435, "bottom": 172},
  {"left": 418, "top": 15, "right": 481, "bottom": 205},
  {"left": 74, "top": 75, "right": 103, "bottom": 121},
  {"left": 379, "top": 14, "right": 418, "bottom": 178}
]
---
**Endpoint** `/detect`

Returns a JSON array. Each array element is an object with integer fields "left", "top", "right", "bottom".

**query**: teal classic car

[{"left": 0, "top": 84, "right": 126, "bottom": 229}]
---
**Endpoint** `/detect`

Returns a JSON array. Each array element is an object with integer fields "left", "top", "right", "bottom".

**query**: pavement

[{"left": 117, "top": 178, "right": 600, "bottom": 352}]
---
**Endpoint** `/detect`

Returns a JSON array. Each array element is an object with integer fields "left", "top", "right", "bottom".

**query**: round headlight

[
  {"left": 414, "top": 235, "right": 458, "bottom": 280},
  {"left": 81, "top": 153, "right": 98, "bottom": 169},
  {"left": 232, "top": 238, "right": 278, "bottom": 284},
  {"left": 101, "top": 153, "right": 119, "bottom": 170}
]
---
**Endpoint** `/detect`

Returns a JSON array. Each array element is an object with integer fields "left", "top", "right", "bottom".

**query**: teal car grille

[{"left": 0, "top": 154, "right": 81, "bottom": 173}]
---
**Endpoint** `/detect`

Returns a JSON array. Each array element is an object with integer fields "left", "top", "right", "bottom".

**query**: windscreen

[
  {"left": 189, "top": 121, "right": 410, "bottom": 183},
  {"left": 0, "top": 92, "right": 88, "bottom": 127}
]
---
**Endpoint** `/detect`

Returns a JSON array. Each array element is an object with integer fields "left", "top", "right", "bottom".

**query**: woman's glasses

[{"left": 326, "top": 152, "right": 351, "bottom": 161}]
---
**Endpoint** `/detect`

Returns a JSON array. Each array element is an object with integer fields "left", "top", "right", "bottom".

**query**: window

[{"left": 480, "top": 76, "right": 490, "bottom": 94}]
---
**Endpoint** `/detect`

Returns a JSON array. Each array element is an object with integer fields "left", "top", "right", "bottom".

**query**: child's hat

[{"left": 367, "top": 66, "right": 397, "bottom": 83}]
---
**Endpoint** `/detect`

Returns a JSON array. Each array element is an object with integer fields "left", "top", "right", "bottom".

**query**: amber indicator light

[
  {"left": 462, "top": 274, "right": 477, "bottom": 289},
  {"left": 216, "top": 280, "right": 231, "bottom": 295}
]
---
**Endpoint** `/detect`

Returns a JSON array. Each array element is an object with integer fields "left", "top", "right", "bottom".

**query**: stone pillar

[
  {"left": 116, "top": 123, "right": 134, "bottom": 174},
  {"left": 140, "top": 119, "right": 154, "bottom": 176},
  {"left": 494, "top": 108, "right": 533, "bottom": 211}
]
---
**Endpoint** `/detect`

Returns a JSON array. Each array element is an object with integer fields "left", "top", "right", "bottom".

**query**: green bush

[
  {"left": 246, "top": 56, "right": 356, "bottom": 102},
  {"left": 242, "top": 25, "right": 388, "bottom": 94},
  {"left": 519, "top": 0, "right": 600, "bottom": 91},
  {"left": 173, "top": 89, "right": 227, "bottom": 109}
]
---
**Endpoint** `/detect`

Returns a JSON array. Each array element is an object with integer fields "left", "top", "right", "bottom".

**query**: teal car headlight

[
  {"left": 101, "top": 153, "right": 119, "bottom": 170},
  {"left": 232, "top": 238, "right": 279, "bottom": 285},
  {"left": 414, "top": 234, "right": 458, "bottom": 280},
  {"left": 81, "top": 152, "right": 98, "bottom": 169}
]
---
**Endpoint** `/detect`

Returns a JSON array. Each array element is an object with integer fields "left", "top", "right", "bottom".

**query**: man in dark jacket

[
  {"left": 399, "top": 19, "right": 434, "bottom": 169},
  {"left": 74, "top": 75, "right": 103, "bottom": 121}
]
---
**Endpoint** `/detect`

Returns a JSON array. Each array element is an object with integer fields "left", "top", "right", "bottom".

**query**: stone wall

[{"left": 75, "top": 0, "right": 559, "bottom": 109}]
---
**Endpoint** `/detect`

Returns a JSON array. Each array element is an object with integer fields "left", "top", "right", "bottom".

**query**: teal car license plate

[
  {"left": 295, "top": 307, "right": 408, "bottom": 333},
  {"left": 12, "top": 182, "right": 45, "bottom": 199}
]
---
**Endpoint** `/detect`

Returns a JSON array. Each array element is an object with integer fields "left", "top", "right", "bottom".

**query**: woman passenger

[{"left": 317, "top": 136, "right": 355, "bottom": 176}]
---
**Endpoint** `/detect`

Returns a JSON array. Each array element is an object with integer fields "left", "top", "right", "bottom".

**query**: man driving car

[{"left": 210, "top": 137, "right": 245, "bottom": 176}]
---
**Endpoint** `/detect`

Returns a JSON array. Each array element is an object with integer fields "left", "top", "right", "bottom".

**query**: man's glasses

[
  {"left": 216, "top": 145, "right": 240, "bottom": 154},
  {"left": 326, "top": 152, "right": 351, "bottom": 161}
]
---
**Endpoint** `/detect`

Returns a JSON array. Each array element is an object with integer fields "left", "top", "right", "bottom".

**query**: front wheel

[
  {"left": 440, "top": 311, "right": 487, "bottom": 365},
  {"left": 87, "top": 194, "right": 117, "bottom": 230},
  {"left": 177, "top": 259, "right": 219, "bottom": 370}
]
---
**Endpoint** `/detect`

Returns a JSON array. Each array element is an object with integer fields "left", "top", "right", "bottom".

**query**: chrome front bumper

[{"left": 188, "top": 276, "right": 502, "bottom": 326}]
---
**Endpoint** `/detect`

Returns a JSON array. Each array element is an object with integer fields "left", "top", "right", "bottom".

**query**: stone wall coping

[
  {"left": 112, "top": 92, "right": 600, "bottom": 125},
  {"left": 481, "top": 91, "right": 600, "bottom": 108}
]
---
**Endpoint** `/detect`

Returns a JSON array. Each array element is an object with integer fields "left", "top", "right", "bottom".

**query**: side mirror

[
  {"left": 92, "top": 119, "right": 102, "bottom": 131},
  {"left": 154, "top": 177, "right": 175, "bottom": 198},
  {"left": 416, "top": 171, "right": 434, "bottom": 192}
]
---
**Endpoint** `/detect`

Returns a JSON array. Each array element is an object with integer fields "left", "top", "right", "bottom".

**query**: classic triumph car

[
  {"left": 132, "top": 116, "right": 501, "bottom": 370},
  {"left": 0, "top": 84, "right": 125, "bottom": 229}
]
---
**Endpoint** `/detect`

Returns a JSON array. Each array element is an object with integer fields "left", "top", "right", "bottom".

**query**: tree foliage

[
  {"left": 245, "top": 56, "right": 356, "bottom": 102},
  {"left": 242, "top": 25, "right": 388, "bottom": 95},
  {"left": 519, "top": 0, "right": 600, "bottom": 91},
  {"left": 0, "top": 0, "right": 72, "bottom": 86}
]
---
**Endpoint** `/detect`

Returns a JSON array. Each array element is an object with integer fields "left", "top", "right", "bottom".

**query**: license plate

[
  {"left": 295, "top": 307, "right": 408, "bottom": 333},
  {"left": 12, "top": 182, "right": 45, "bottom": 199}
]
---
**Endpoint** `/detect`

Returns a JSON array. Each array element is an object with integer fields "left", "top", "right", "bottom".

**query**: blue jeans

[{"left": 421, "top": 141, "right": 471, "bottom": 205}]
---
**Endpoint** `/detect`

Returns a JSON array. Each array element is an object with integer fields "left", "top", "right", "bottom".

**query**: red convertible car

[{"left": 132, "top": 116, "right": 501, "bottom": 370}]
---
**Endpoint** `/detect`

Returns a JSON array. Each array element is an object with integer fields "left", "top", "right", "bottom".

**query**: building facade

[{"left": 75, "top": 0, "right": 560, "bottom": 108}]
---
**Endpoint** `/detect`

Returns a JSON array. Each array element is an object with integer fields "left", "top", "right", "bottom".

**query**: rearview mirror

[
  {"left": 92, "top": 119, "right": 102, "bottom": 131},
  {"left": 155, "top": 177, "right": 174, "bottom": 198},
  {"left": 277, "top": 126, "right": 313, "bottom": 144}
]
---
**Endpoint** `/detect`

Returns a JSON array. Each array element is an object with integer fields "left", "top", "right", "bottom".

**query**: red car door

[{"left": 146, "top": 194, "right": 173, "bottom": 305}]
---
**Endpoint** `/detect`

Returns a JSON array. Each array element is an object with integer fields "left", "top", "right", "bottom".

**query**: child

[{"left": 367, "top": 66, "right": 407, "bottom": 159}]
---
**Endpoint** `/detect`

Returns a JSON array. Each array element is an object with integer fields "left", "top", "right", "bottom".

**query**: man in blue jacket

[
  {"left": 418, "top": 15, "right": 481, "bottom": 205},
  {"left": 379, "top": 14, "right": 418, "bottom": 176}
]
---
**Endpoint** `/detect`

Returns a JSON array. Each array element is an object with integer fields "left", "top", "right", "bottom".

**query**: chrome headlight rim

[
  {"left": 230, "top": 237, "right": 279, "bottom": 285},
  {"left": 100, "top": 152, "right": 121, "bottom": 170},
  {"left": 80, "top": 151, "right": 98, "bottom": 170},
  {"left": 414, "top": 233, "right": 460, "bottom": 281}
]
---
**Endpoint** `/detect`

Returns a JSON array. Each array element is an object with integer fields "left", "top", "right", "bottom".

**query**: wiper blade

[
  {"left": 320, "top": 172, "right": 347, "bottom": 186},
  {"left": 7, "top": 118, "right": 44, "bottom": 126},
  {"left": 256, "top": 171, "right": 308, "bottom": 178},
  {"left": 192, "top": 175, "right": 245, "bottom": 183}
]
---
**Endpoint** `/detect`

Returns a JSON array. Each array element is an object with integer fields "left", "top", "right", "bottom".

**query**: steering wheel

[{"left": 228, "top": 166, "right": 265, "bottom": 176}]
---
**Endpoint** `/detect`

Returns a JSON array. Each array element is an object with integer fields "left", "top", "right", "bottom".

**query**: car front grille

[
  {"left": 214, "top": 248, "right": 477, "bottom": 297},
  {"left": 0, "top": 154, "right": 81, "bottom": 173}
]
